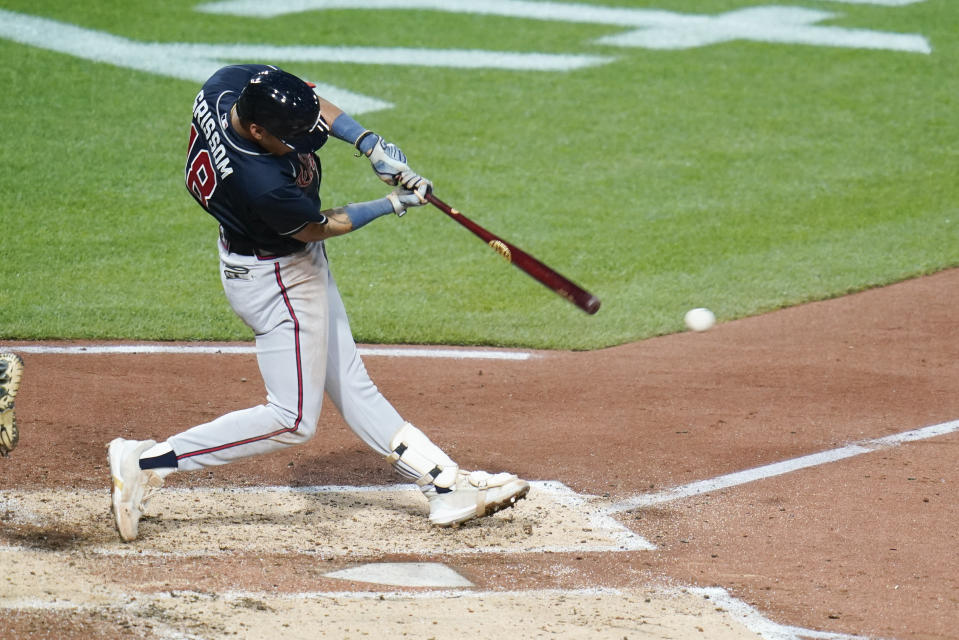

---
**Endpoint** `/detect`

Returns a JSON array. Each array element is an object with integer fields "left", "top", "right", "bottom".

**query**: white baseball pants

[{"left": 167, "top": 240, "right": 420, "bottom": 480}]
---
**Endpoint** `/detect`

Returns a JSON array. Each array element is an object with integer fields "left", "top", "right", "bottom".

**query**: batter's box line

[
  {"left": 155, "top": 480, "right": 655, "bottom": 553},
  {"left": 151, "top": 480, "right": 656, "bottom": 554},
  {"left": 215, "top": 480, "right": 652, "bottom": 550},
  {"left": 609, "top": 419, "right": 959, "bottom": 513},
  {"left": 0, "top": 587, "right": 881, "bottom": 640},
  {"left": 6, "top": 343, "right": 535, "bottom": 361},
  {"left": 687, "top": 587, "right": 887, "bottom": 640}
]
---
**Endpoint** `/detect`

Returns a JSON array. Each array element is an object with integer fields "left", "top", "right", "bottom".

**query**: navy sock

[{"left": 139, "top": 450, "right": 178, "bottom": 470}]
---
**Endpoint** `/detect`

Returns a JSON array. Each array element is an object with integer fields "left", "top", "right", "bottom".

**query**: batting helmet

[{"left": 235, "top": 68, "right": 320, "bottom": 141}]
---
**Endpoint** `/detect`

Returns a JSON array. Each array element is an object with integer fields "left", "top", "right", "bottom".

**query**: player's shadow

[
  {"left": 287, "top": 446, "right": 407, "bottom": 488},
  {"left": 0, "top": 519, "right": 94, "bottom": 552}
]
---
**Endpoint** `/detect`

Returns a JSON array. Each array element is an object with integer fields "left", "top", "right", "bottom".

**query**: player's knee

[
  {"left": 267, "top": 404, "right": 319, "bottom": 444},
  {"left": 275, "top": 421, "right": 318, "bottom": 446},
  {"left": 291, "top": 419, "right": 319, "bottom": 444}
]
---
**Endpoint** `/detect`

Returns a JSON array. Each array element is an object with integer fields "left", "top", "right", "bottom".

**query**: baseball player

[
  {"left": 0, "top": 352, "right": 24, "bottom": 456},
  {"left": 107, "top": 64, "right": 529, "bottom": 542}
]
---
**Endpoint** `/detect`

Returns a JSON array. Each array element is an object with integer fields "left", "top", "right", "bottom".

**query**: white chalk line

[
  {"left": 1, "top": 478, "right": 904, "bottom": 639},
  {"left": 3, "top": 413, "right": 945, "bottom": 640},
  {"left": 688, "top": 587, "right": 878, "bottom": 640},
  {"left": 0, "top": 585, "right": 877, "bottom": 640},
  {"left": 611, "top": 419, "right": 959, "bottom": 513},
  {"left": 5, "top": 343, "right": 533, "bottom": 361},
  {"left": 4, "top": 420, "right": 955, "bottom": 556}
]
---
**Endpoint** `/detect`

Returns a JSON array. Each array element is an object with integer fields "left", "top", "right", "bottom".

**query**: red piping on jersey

[{"left": 176, "top": 263, "right": 304, "bottom": 462}]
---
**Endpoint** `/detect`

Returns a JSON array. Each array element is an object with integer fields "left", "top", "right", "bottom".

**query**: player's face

[{"left": 249, "top": 124, "right": 297, "bottom": 156}]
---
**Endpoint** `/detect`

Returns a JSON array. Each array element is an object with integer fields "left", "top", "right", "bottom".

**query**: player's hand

[
  {"left": 398, "top": 170, "right": 432, "bottom": 204},
  {"left": 386, "top": 187, "right": 428, "bottom": 217},
  {"left": 367, "top": 137, "right": 410, "bottom": 185}
]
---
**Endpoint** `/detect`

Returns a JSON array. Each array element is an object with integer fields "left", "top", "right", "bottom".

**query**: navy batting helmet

[{"left": 235, "top": 68, "right": 320, "bottom": 142}]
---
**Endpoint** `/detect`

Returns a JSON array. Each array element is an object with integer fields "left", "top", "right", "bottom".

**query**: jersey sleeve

[{"left": 249, "top": 185, "right": 328, "bottom": 236}]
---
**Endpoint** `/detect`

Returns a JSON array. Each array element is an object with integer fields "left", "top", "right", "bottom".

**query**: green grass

[{"left": 1, "top": 1, "right": 956, "bottom": 349}]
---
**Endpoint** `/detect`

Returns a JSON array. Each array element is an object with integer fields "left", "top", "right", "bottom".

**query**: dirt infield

[{"left": 2, "top": 269, "right": 958, "bottom": 639}]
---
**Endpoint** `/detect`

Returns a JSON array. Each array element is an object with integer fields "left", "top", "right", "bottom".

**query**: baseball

[{"left": 684, "top": 307, "right": 716, "bottom": 332}]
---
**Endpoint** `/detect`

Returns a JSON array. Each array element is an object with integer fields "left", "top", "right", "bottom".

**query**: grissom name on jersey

[{"left": 192, "top": 90, "right": 234, "bottom": 180}]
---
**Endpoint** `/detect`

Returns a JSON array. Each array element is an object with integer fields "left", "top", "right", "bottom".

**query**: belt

[{"left": 219, "top": 227, "right": 283, "bottom": 259}]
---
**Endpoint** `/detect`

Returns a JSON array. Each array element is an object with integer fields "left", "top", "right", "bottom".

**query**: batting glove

[
  {"left": 387, "top": 188, "right": 429, "bottom": 217},
  {"left": 367, "top": 136, "right": 410, "bottom": 185},
  {"left": 398, "top": 170, "right": 432, "bottom": 204}
]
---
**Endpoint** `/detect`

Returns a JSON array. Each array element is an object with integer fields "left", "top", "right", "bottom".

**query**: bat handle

[{"left": 426, "top": 192, "right": 453, "bottom": 214}]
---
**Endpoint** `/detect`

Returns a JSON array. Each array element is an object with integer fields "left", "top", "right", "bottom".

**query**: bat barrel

[
  {"left": 427, "top": 193, "right": 601, "bottom": 315},
  {"left": 583, "top": 295, "right": 601, "bottom": 315}
]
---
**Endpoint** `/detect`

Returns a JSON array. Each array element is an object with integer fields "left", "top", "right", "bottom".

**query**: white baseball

[{"left": 684, "top": 307, "right": 716, "bottom": 332}]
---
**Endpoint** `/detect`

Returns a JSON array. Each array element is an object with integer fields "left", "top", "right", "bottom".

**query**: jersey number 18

[{"left": 186, "top": 124, "right": 217, "bottom": 209}]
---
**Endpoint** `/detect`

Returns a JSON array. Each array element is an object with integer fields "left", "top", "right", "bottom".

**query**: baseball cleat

[
  {"left": 0, "top": 352, "right": 24, "bottom": 412},
  {"left": 108, "top": 438, "right": 164, "bottom": 542},
  {"left": 424, "top": 470, "right": 530, "bottom": 527}
]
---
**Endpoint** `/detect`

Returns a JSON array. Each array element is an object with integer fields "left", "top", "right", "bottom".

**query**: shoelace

[{"left": 138, "top": 473, "right": 164, "bottom": 511}]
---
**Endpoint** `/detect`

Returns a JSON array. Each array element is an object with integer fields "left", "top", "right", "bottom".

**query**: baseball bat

[{"left": 426, "top": 193, "right": 601, "bottom": 315}]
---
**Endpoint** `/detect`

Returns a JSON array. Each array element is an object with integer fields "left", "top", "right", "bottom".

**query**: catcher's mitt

[
  {"left": 0, "top": 352, "right": 24, "bottom": 456},
  {"left": 0, "top": 407, "right": 16, "bottom": 457}
]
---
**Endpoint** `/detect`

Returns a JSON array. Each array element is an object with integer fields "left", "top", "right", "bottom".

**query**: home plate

[{"left": 324, "top": 562, "right": 474, "bottom": 587}]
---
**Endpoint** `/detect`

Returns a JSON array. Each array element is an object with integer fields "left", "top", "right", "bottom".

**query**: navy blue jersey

[{"left": 185, "top": 64, "right": 331, "bottom": 256}]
